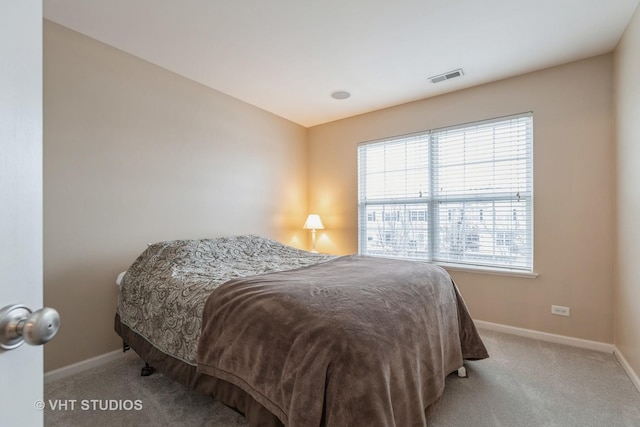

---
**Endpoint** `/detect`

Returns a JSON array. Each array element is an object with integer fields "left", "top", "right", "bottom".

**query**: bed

[{"left": 114, "top": 234, "right": 488, "bottom": 426}]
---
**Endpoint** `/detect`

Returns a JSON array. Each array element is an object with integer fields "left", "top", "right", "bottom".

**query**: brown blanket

[{"left": 197, "top": 255, "right": 488, "bottom": 426}]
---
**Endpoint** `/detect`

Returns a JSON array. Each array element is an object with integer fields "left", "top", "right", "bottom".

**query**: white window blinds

[{"left": 358, "top": 112, "right": 533, "bottom": 272}]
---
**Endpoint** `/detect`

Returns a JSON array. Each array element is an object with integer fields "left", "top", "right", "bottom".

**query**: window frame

[{"left": 357, "top": 112, "right": 534, "bottom": 274}]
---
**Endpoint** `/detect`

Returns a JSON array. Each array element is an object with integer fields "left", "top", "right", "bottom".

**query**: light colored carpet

[{"left": 45, "top": 329, "right": 640, "bottom": 426}]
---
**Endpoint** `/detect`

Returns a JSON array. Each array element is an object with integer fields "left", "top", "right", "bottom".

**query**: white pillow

[{"left": 115, "top": 271, "right": 127, "bottom": 287}]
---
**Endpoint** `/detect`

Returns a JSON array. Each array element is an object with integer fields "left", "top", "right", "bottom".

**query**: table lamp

[{"left": 303, "top": 214, "right": 324, "bottom": 253}]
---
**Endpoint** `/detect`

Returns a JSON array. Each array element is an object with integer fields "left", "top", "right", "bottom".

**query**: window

[{"left": 358, "top": 113, "right": 533, "bottom": 272}]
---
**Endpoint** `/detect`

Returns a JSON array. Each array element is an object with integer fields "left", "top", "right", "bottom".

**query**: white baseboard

[
  {"left": 44, "top": 349, "right": 125, "bottom": 384},
  {"left": 474, "top": 320, "right": 615, "bottom": 353},
  {"left": 613, "top": 347, "right": 640, "bottom": 394}
]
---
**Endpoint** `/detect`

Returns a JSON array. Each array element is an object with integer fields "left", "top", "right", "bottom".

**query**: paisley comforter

[{"left": 117, "top": 235, "right": 335, "bottom": 364}]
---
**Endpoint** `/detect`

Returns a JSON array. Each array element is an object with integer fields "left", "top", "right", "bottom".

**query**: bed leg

[
  {"left": 122, "top": 341, "right": 130, "bottom": 352},
  {"left": 457, "top": 366, "right": 467, "bottom": 378},
  {"left": 141, "top": 363, "right": 156, "bottom": 377}
]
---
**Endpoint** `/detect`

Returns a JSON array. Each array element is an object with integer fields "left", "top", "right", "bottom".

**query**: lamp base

[{"left": 310, "top": 229, "right": 317, "bottom": 253}]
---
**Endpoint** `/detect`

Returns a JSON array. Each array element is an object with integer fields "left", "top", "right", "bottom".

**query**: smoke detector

[{"left": 428, "top": 69, "right": 464, "bottom": 84}]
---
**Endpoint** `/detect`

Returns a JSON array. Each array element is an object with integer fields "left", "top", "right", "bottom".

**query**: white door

[{"left": 0, "top": 1, "right": 44, "bottom": 426}]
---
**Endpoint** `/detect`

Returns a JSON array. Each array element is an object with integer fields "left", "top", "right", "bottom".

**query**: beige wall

[
  {"left": 44, "top": 16, "right": 633, "bottom": 376},
  {"left": 308, "top": 55, "right": 615, "bottom": 343},
  {"left": 614, "top": 6, "right": 640, "bottom": 379},
  {"left": 43, "top": 21, "right": 309, "bottom": 371}
]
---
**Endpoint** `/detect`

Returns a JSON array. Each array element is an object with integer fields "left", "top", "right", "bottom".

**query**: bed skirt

[{"left": 114, "top": 313, "right": 283, "bottom": 426}]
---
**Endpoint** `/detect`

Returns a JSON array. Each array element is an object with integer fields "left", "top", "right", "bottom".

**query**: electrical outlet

[{"left": 551, "top": 305, "right": 570, "bottom": 317}]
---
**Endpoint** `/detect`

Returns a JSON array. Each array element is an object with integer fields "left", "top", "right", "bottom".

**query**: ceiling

[{"left": 44, "top": 0, "right": 640, "bottom": 127}]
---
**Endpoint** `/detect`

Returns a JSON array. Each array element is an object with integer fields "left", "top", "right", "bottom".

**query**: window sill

[{"left": 436, "top": 262, "right": 538, "bottom": 279}]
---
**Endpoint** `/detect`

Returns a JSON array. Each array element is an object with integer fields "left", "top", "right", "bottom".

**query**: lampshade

[{"left": 303, "top": 214, "right": 324, "bottom": 230}]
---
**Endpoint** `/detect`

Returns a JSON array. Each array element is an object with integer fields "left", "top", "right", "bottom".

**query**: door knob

[{"left": 0, "top": 304, "right": 60, "bottom": 350}]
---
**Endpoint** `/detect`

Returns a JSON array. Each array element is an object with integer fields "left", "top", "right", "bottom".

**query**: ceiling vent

[{"left": 428, "top": 69, "right": 464, "bottom": 84}]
